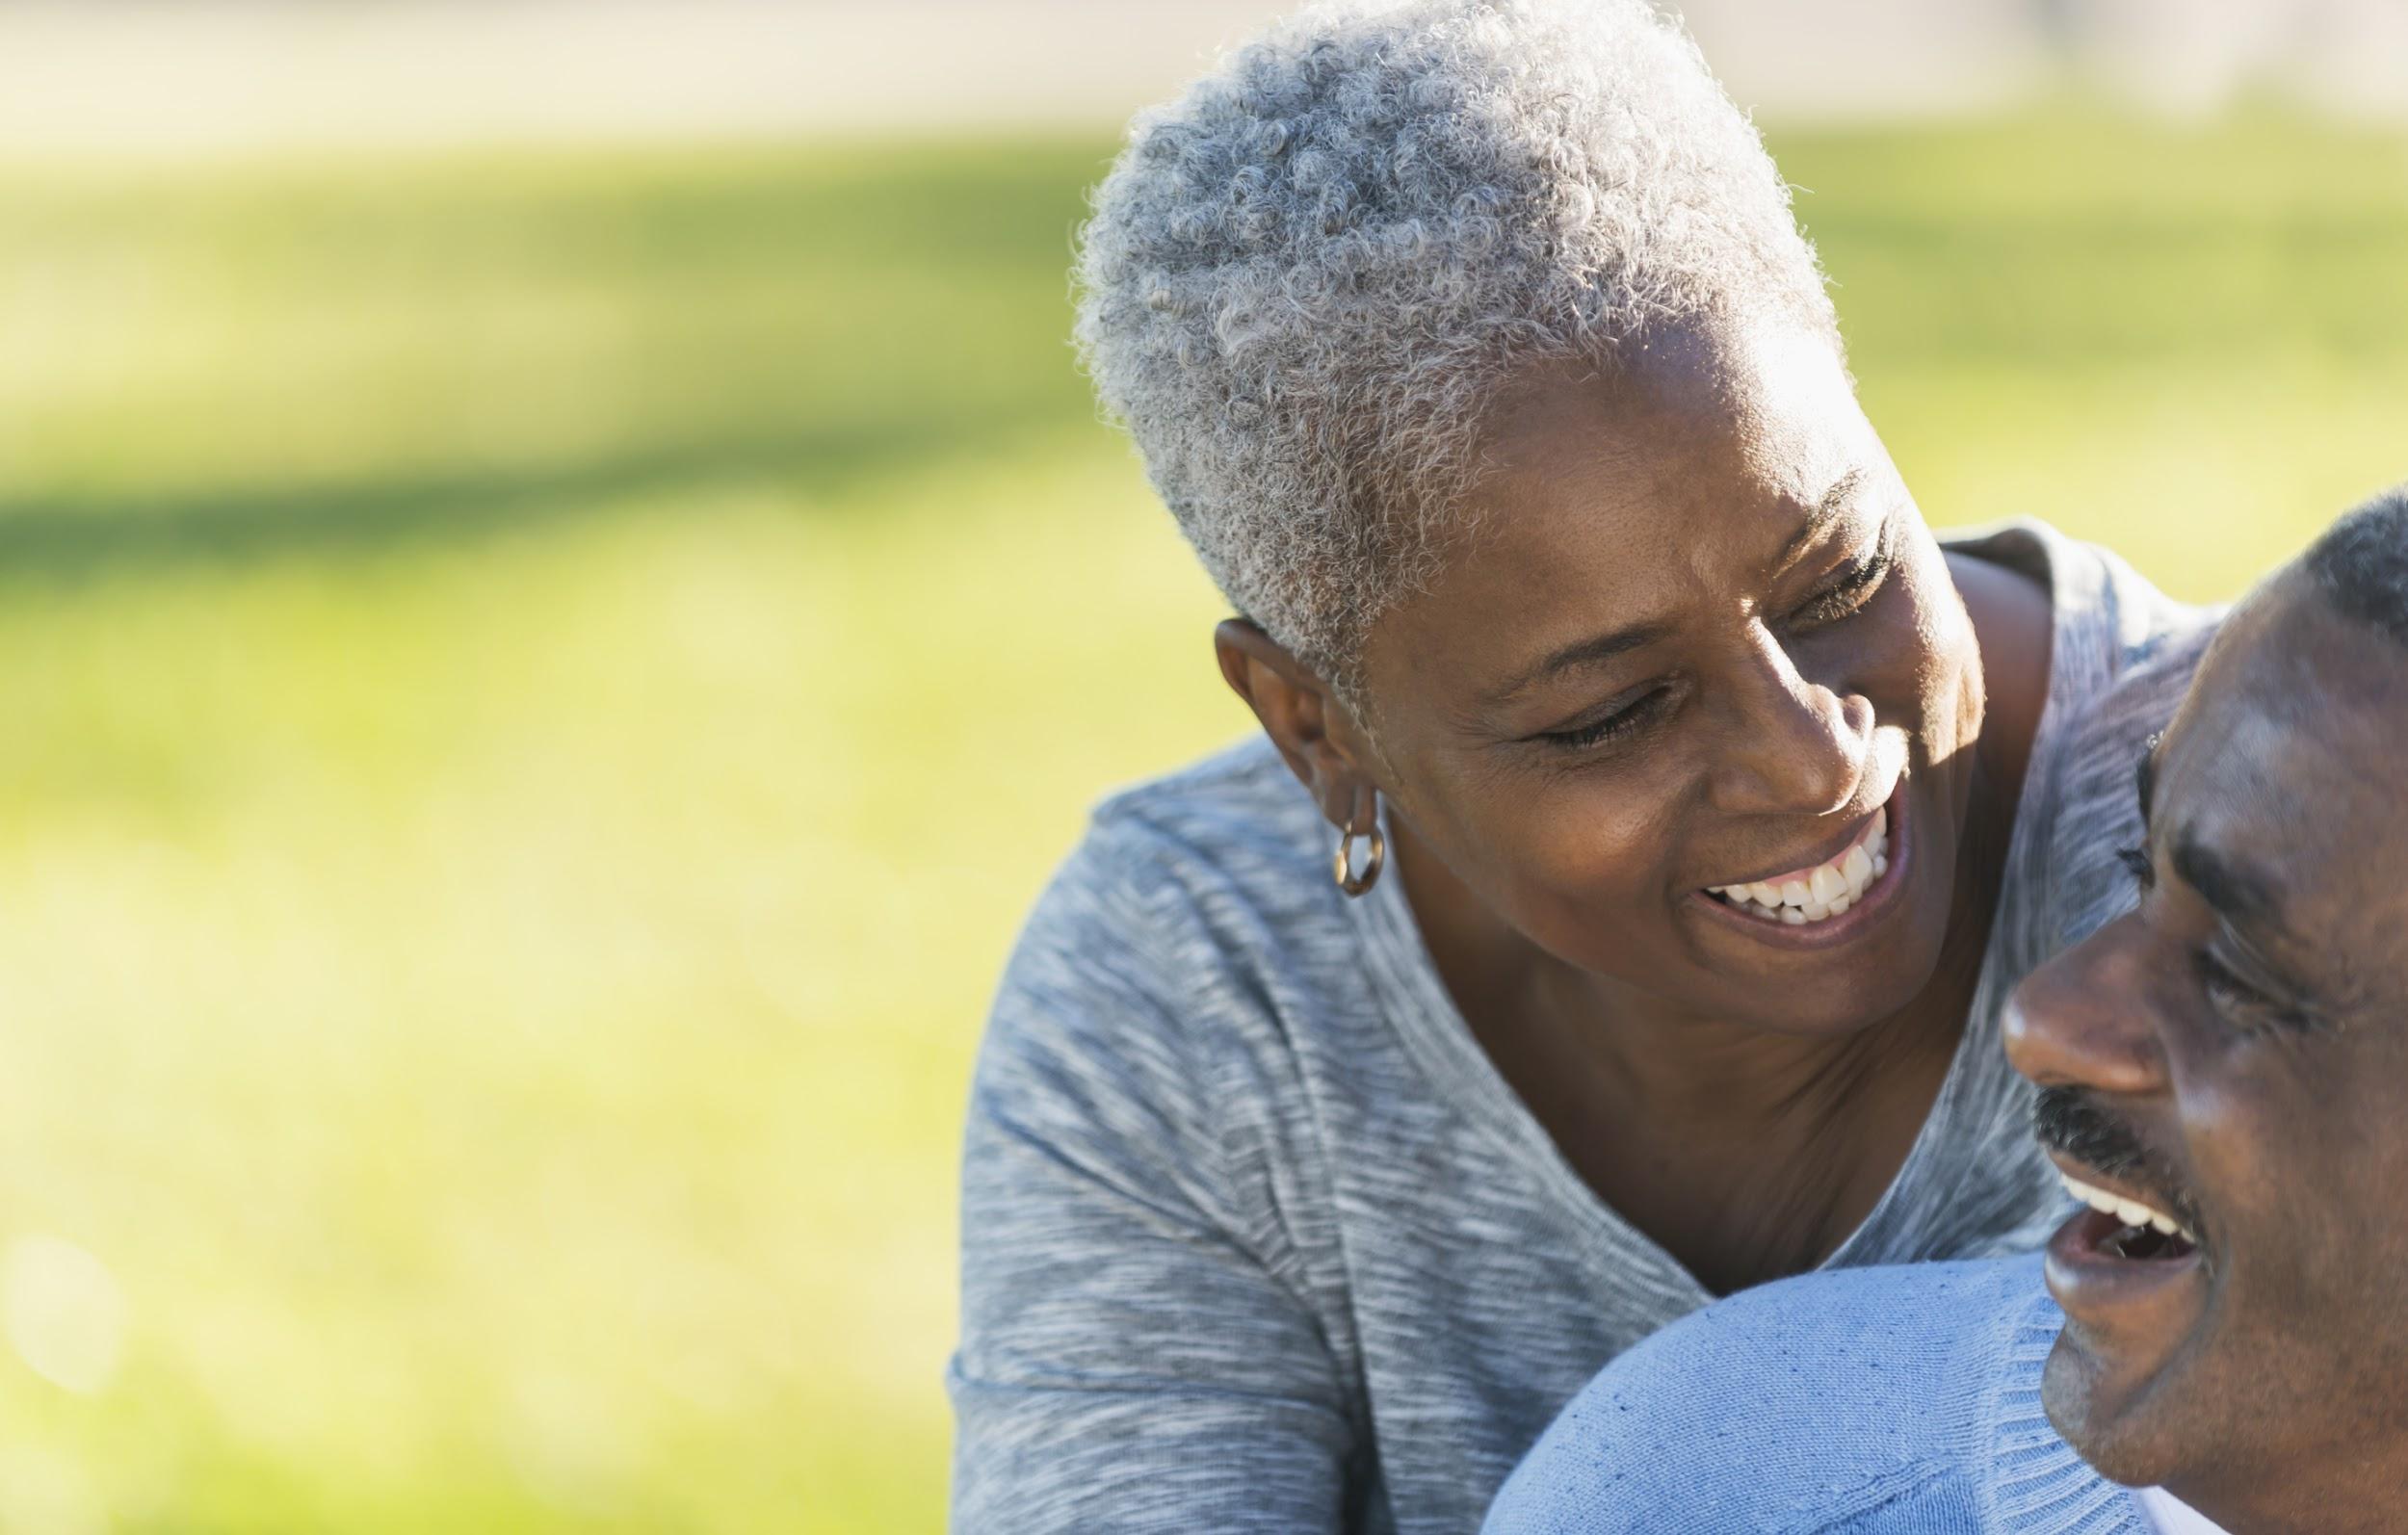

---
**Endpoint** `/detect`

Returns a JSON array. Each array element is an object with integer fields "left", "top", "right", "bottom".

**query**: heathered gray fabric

[{"left": 951, "top": 520, "right": 2217, "bottom": 1535}]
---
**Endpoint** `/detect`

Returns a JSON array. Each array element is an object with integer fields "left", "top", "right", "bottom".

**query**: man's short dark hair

[{"left": 2305, "top": 485, "right": 2408, "bottom": 647}]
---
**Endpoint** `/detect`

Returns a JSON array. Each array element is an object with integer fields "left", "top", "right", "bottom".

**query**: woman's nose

[
  {"left": 1714, "top": 632, "right": 1869, "bottom": 816},
  {"left": 2002, "top": 915, "right": 2168, "bottom": 1096}
]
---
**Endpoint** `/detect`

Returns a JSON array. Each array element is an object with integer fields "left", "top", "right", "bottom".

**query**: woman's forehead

[{"left": 1472, "top": 323, "right": 1872, "bottom": 530}]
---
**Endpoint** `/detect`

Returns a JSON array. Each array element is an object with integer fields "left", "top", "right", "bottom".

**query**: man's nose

[{"left": 2002, "top": 914, "right": 2168, "bottom": 1094}]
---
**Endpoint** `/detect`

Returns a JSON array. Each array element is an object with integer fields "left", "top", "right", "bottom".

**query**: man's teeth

[
  {"left": 2058, "top": 1170, "right": 2196, "bottom": 1245},
  {"left": 1709, "top": 808, "right": 1889, "bottom": 925}
]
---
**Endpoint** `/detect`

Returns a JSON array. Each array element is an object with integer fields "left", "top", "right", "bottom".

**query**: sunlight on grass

[
  {"left": 0, "top": 436, "right": 1235, "bottom": 1531},
  {"left": 0, "top": 114, "right": 2398, "bottom": 1529}
]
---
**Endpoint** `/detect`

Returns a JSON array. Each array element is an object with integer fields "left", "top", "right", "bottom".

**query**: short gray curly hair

[{"left": 1075, "top": 0, "right": 1840, "bottom": 695}]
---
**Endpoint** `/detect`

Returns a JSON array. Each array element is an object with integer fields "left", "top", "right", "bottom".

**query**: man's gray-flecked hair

[
  {"left": 2306, "top": 484, "right": 2408, "bottom": 649},
  {"left": 1075, "top": 0, "right": 1840, "bottom": 696}
]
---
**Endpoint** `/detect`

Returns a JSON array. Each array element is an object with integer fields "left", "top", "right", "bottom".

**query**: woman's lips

[
  {"left": 1709, "top": 805, "right": 1888, "bottom": 923},
  {"left": 1737, "top": 804, "right": 1889, "bottom": 894},
  {"left": 1689, "top": 783, "right": 1912, "bottom": 949}
]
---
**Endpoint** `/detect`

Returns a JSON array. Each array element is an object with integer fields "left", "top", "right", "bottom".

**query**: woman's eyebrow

[
  {"left": 1769, "top": 467, "right": 1870, "bottom": 576},
  {"left": 1486, "top": 618, "right": 1676, "bottom": 705}
]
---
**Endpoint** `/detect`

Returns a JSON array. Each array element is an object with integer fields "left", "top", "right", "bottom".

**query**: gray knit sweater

[{"left": 951, "top": 521, "right": 2214, "bottom": 1534}]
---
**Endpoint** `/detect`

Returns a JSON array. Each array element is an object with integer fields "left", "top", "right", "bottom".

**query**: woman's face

[{"left": 1350, "top": 319, "right": 1988, "bottom": 1037}]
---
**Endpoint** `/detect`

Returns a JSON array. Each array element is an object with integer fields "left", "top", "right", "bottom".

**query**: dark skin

[
  {"left": 1219, "top": 318, "right": 2051, "bottom": 1295},
  {"left": 2004, "top": 570, "right": 2408, "bottom": 1535}
]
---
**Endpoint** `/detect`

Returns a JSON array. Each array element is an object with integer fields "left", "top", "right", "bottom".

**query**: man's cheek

[
  {"left": 2177, "top": 1067, "right": 2271, "bottom": 1235},
  {"left": 2192, "top": 1081, "right": 2347, "bottom": 1314}
]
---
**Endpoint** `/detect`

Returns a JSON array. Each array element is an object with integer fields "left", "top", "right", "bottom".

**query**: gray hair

[{"left": 1074, "top": 0, "right": 1840, "bottom": 696}]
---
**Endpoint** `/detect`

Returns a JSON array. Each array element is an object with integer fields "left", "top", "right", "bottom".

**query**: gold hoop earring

[{"left": 1332, "top": 818, "right": 1384, "bottom": 897}]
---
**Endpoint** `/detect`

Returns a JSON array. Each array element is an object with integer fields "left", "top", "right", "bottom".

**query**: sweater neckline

[{"left": 1982, "top": 1288, "right": 2149, "bottom": 1534}]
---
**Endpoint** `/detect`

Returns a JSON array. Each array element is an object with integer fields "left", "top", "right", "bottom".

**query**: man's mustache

[{"left": 2031, "top": 1086, "right": 2206, "bottom": 1236}]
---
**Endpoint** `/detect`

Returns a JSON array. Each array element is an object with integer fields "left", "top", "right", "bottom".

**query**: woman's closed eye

[
  {"left": 1786, "top": 548, "right": 1895, "bottom": 630},
  {"left": 1536, "top": 684, "right": 1672, "bottom": 753}
]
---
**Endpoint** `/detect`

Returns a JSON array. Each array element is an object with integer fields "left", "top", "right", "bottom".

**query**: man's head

[{"left": 2003, "top": 486, "right": 2408, "bottom": 1529}]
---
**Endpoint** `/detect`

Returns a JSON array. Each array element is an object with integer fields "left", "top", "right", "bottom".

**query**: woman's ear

[{"left": 1214, "top": 618, "right": 1374, "bottom": 829}]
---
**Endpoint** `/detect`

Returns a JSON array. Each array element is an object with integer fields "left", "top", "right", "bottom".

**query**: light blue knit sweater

[{"left": 1482, "top": 1258, "right": 2151, "bottom": 1534}]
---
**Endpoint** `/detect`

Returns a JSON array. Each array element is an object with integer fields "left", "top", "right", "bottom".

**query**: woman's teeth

[
  {"left": 2059, "top": 1170, "right": 2197, "bottom": 1245},
  {"left": 1709, "top": 808, "right": 1889, "bottom": 925}
]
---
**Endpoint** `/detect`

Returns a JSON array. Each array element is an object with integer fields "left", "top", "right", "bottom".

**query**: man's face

[{"left": 2002, "top": 571, "right": 2408, "bottom": 1521}]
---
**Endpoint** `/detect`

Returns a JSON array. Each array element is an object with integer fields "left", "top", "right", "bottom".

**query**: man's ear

[{"left": 1214, "top": 618, "right": 1374, "bottom": 830}]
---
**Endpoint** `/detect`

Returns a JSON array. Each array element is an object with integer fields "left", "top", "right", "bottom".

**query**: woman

[{"left": 951, "top": 2, "right": 2210, "bottom": 1530}]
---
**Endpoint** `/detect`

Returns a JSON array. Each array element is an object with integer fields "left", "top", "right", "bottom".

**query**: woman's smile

[
  {"left": 1683, "top": 719, "right": 1918, "bottom": 950},
  {"left": 1689, "top": 779, "right": 1916, "bottom": 950},
  {"left": 1710, "top": 803, "right": 1888, "bottom": 921}
]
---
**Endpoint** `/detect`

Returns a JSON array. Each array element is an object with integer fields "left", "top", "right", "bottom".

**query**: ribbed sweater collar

[{"left": 1983, "top": 1288, "right": 2151, "bottom": 1534}]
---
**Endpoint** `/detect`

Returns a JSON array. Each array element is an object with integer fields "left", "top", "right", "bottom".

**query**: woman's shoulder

[
  {"left": 1944, "top": 516, "right": 2220, "bottom": 685},
  {"left": 1945, "top": 516, "right": 2221, "bottom": 841},
  {"left": 1999, "top": 520, "right": 2224, "bottom": 948},
  {"left": 1085, "top": 735, "right": 1324, "bottom": 871},
  {"left": 1034, "top": 735, "right": 1338, "bottom": 955},
  {"left": 1948, "top": 519, "right": 2221, "bottom": 972},
  {"left": 2036, "top": 524, "right": 2220, "bottom": 842},
  {"left": 2032, "top": 626, "right": 2218, "bottom": 947},
  {"left": 977, "top": 735, "right": 1352, "bottom": 1124}
]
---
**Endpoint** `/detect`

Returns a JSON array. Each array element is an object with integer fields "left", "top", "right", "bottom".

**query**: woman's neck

[{"left": 1395, "top": 749, "right": 2021, "bottom": 1295}]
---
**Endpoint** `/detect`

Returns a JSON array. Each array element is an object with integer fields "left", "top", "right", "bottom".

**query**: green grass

[{"left": 0, "top": 111, "right": 2401, "bottom": 1530}]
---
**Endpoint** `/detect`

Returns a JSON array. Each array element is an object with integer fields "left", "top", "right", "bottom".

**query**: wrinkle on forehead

[
  {"left": 2169, "top": 583, "right": 2408, "bottom": 946},
  {"left": 1475, "top": 317, "right": 1864, "bottom": 510},
  {"left": 1492, "top": 338, "right": 1862, "bottom": 552}
]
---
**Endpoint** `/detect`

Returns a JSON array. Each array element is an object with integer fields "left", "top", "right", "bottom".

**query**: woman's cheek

[
  {"left": 1502, "top": 761, "right": 1675, "bottom": 909},
  {"left": 1895, "top": 571, "right": 1982, "bottom": 756}
]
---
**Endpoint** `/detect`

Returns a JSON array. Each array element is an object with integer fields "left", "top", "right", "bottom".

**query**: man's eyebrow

[
  {"left": 2135, "top": 736, "right": 2289, "bottom": 932},
  {"left": 2134, "top": 738, "right": 2159, "bottom": 829},
  {"left": 2170, "top": 831, "right": 2290, "bottom": 939},
  {"left": 2174, "top": 829, "right": 2345, "bottom": 1014},
  {"left": 1770, "top": 467, "right": 1870, "bottom": 574}
]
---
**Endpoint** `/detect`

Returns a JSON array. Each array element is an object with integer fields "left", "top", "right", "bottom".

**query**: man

[{"left": 1482, "top": 487, "right": 2408, "bottom": 1535}]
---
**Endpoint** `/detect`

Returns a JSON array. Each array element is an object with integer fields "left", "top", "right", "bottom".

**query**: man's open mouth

[
  {"left": 2042, "top": 1149, "right": 2206, "bottom": 1340},
  {"left": 2057, "top": 1168, "right": 2198, "bottom": 1262}
]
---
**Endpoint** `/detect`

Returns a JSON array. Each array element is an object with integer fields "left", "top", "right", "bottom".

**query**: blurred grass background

[{"left": 0, "top": 107, "right": 2402, "bottom": 1531}]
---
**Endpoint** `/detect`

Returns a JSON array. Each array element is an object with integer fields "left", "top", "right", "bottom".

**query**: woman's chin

[{"left": 1714, "top": 954, "right": 1947, "bottom": 1039}]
